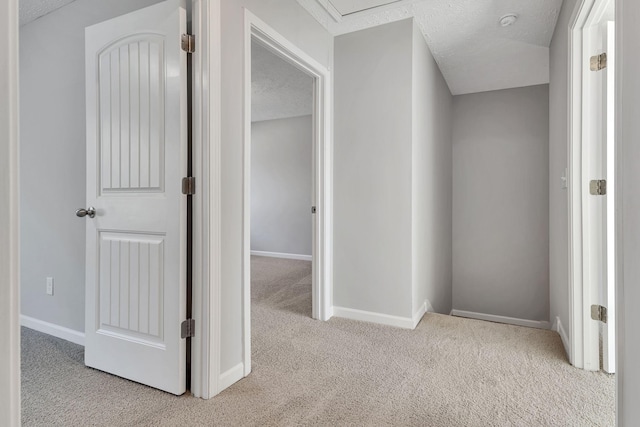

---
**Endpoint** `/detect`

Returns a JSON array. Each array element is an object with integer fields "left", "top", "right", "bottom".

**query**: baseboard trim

[
  {"left": 554, "top": 316, "right": 570, "bottom": 358},
  {"left": 250, "top": 250, "right": 312, "bottom": 261},
  {"left": 332, "top": 306, "right": 414, "bottom": 329},
  {"left": 219, "top": 362, "right": 244, "bottom": 391},
  {"left": 20, "top": 315, "right": 85, "bottom": 346},
  {"left": 450, "top": 310, "right": 551, "bottom": 330},
  {"left": 412, "top": 300, "right": 433, "bottom": 328},
  {"left": 326, "top": 306, "right": 334, "bottom": 319}
]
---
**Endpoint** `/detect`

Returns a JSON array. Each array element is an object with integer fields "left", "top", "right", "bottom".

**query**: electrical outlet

[{"left": 46, "top": 277, "right": 54, "bottom": 296}]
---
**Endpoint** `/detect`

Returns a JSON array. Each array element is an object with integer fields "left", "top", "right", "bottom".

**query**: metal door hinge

[
  {"left": 311, "top": 206, "right": 317, "bottom": 214},
  {"left": 182, "top": 177, "right": 196, "bottom": 195},
  {"left": 590, "top": 52, "right": 607, "bottom": 71},
  {"left": 590, "top": 179, "right": 607, "bottom": 196},
  {"left": 591, "top": 305, "right": 608, "bottom": 323},
  {"left": 181, "top": 34, "right": 195, "bottom": 53},
  {"left": 181, "top": 319, "right": 195, "bottom": 338}
]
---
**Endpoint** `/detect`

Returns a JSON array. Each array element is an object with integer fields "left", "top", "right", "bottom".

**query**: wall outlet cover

[{"left": 46, "top": 277, "right": 54, "bottom": 296}]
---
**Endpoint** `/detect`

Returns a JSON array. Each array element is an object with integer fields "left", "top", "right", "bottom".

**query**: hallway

[{"left": 21, "top": 257, "right": 614, "bottom": 426}]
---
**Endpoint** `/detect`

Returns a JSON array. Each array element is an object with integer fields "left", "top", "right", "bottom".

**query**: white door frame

[
  {"left": 568, "top": 0, "right": 613, "bottom": 371},
  {"left": 0, "top": 0, "right": 20, "bottom": 423},
  {"left": 242, "top": 9, "right": 333, "bottom": 376},
  {"left": 190, "top": 0, "right": 222, "bottom": 399}
]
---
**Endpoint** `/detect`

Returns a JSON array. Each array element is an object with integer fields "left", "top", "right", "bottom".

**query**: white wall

[
  {"left": 220, "top": 0, "right": 333, "bottom": 372},
  {"left": 0, "top": 0, "right": 20, "bottom": 423},
  {"left": 251, "top": 115, "right": 312, "bottom": 257},
  {"left": 334, "top": 19, "right": 414, "bottom": 318},
  {"left": 334, "top": 18, "right": 453, "bottom": 321},
  {"left": 618, "top": 0, "right": 640, "bottom": 422},
  {"left": 549, "top": 0, "right": 578, "bottom": 353},
  {"left": 411, "top": 23, "right": 453, "bottom": 315},
  {"left": 452, "top": 85, "right": 550, "bottom": 322},
  {"left": 19, "top": 0, "right": 162, "bottom": 333}
]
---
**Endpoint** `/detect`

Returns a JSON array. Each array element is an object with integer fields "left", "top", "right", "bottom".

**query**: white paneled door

[{"left": 83, "top": 0, "right": 188, "bottom": 395}]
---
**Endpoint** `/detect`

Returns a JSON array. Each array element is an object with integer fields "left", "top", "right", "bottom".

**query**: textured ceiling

[
  {"left": 252, "top": 42, "right": 314, "bottom": 122},
  {"left": 20, "top": 0, "right": 563, "bottom": 99},
  {"left": 331, "top": 0, "right": 401, "bottom": 15},
  {"left": 20, "top": 0, "right": 77, "bottom": 26},
  {"left": 299, "top": 0, "right": 563, "bottom": 95}
]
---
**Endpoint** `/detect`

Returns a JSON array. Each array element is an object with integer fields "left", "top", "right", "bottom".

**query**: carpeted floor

[{"left": 22, "top": 256, "right": 615, "bottom": 426}]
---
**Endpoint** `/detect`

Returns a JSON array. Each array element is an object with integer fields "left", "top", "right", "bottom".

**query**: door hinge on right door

[
  {"left": 591, "top": 305, "right": 608, "bottom": 323},
  {"left": 590, "top": 179, "right": 607, "bottom": 196},
  {"left": 590, "top": 52, "right": 607, "bottom": 71}
]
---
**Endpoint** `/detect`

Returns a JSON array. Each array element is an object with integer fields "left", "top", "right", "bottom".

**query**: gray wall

[
  {"left": 334, "top": 19, "right": 414, "bottom": 318},
  {"left": 334, "top": 18, "right": 453, "bottom": 319},
  {"left": 618, "top": 0, "right": 640, "bottom": 421},
  {"left": 411, "top": 22, "right": 453, "bottom": 315},
  {"left": 19, "top": 0, "right": 162, "bottom": 333},
  {"left": 220, "top": 0, "right": 333, "bottom": 372},
  {"left": 549, "top": 0, "right": 578, "bottom": 352},
  {"left": 452, "top": 85, "right": 550, "bottom": 322},
  {"left": 251, "top": 116, "right": 312, "bottom": 256}
]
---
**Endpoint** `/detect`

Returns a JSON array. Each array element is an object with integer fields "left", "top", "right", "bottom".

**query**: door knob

[{"left": 76, "top": 207, "right": 96, "bottom": 218}]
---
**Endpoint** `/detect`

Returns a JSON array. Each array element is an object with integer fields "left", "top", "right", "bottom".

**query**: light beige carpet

[{"left": 22, "top": 256, "right": 615, "bottom": 426}]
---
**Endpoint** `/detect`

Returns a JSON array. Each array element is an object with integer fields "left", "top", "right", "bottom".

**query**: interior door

[
  {"left": 585, "top": 21, "right": 615, "bottom": 374},
  {"left": 83, "top": 0, "right": 188, "bottom": 394}
]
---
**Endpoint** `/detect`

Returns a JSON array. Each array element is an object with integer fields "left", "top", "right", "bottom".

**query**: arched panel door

[{"left": 83, "top": 0, "right": 188, "bottom": 395}]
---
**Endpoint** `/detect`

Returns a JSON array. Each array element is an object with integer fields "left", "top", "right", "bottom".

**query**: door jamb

[
  {"left": 568, "top": 0, "right": 612, "bottom": 371},
  {"left": 1, "top": 0, "right": 20, "bottom": 423},
  {"left": 242, "top": 9, "right": 334, "bottom": 376},
  {"left": 190, "top": 0, "right": 222, "bottom": 399}
]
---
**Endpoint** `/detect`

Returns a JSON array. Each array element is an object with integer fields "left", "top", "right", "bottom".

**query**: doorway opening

[
  {"left": 569, "top": 0, "right": 616, "bottom": 373},
  {"left": 249, "top": 39, "right": 315, "bottom": 318},
  {"left": 242, "top": 11, "right": 333, "bottom": 376}
]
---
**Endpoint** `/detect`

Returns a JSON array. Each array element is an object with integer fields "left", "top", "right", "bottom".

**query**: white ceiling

[
  {"left": 330, "top": 0, "right": 401, "bottom": 15},
  {"left": 299, "top": 0, "right": 564, "bottom": 95},
  {"left": 20, "top": 0, "right": 563, "bottom": 99},
  {"left": 251, "top": 42, "right": 314, "bottom": 122},
  {"left": 20, "top": 0, "right": 76, "bottom": 26}
]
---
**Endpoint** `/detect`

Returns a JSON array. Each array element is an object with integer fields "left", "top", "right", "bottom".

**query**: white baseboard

[
  {"left": 554, "top": 316, "right": 571, "bottom": 359},
  {"left": 326, "top": 306, "right": 334, "bottom": 319},
  {"left": 20, "top": 315, "right": 85, "bottom": 346},
  {"left": 332, "top": 306, "right": 414, "bottom": 329},
  {"left": 250, "top": 250, "right": 312, "bottom": 261},
  {"left": 450, "top": 310, "right": 551, "bottom": 330},
  {"left": 219, "top": 362, "right": 244, "bottom": 391},
  {"left": 412, "top": 300, "right": 433, "bottom": 328}
]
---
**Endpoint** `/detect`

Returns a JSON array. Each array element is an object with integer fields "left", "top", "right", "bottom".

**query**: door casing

[
  {"left": 189, "top": 0, "right": 222, "bottom": 399},
  {"left": 0, "top": 0, "right": 20, "bottom": 423}
]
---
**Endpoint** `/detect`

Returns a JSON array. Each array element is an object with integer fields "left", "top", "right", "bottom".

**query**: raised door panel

[
  {"left": 98, "top": 36, "right": 165, "bottom": 193},
  {"left": 97, "top": 232, "right": 165, "bottom": 346}
]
